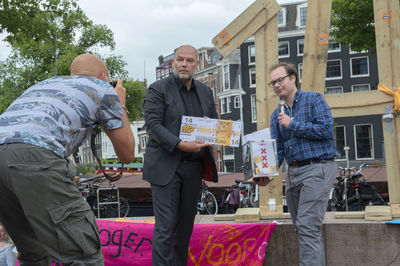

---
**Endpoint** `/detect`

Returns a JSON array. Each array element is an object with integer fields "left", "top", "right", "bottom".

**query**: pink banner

[{"left": 97, "top": 220, "right": 276, "bottom": 266}]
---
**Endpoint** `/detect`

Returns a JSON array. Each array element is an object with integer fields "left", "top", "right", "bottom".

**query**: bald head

[{"left": 70, "top": 54, "right": 109, "bottom": 81}]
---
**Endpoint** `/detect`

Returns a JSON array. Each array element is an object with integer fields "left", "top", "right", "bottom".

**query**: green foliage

[
  {"left": 123, "top": 80, "right": 146, "bottom": 121},
  {"left": 0, "top": 0, "right": 143, "bottom": 117},
  {"left": 76, "top": 163, "right": 96, "bottom": 176},
  {"left": 331, "top": 0, "right": 400, "bottom": 53}
]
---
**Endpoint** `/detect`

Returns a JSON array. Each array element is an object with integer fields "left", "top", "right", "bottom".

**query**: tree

[
  {"left": 123, "top": 80, "right": 146, "bottom": 121},
  {"left": 0, "top": 0, "right": 144, "bottom": 117},
  {"left": 331, "top": 0, "right": 400, "bottom": 53}
]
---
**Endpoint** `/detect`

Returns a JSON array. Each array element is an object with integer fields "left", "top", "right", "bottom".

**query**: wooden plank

[
  {"left": 326, "top": 90, "right": 392, "bottom": 117},
  {"left": 373, "top": 0, "right": 400, "bottom": 217},
  {"left": 234, "top": 207, "right": 260, "bottom": 222},
  {"left": 213, "top": 214, "right": 235, "bottom": 221},
  {"left": 212, "top": 0, "right": 281, "bottom": 58},
  {"left": 364, "top": 206, "right": 392, "bottom": 221},
  {"left": 300, "top": 0, "right": 332, "bottom": 93},
  {"left": 254, "top": 15, "right": 284, "bottom": 218},
  {"left": 334, "top": 211, "right": 365, "bottom": 219},
  {"left": 260, "top": 212, "right": 291, "bottom": 220}
]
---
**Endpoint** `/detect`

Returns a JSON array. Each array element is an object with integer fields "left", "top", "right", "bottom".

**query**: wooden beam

[
  {"left": 326, "top": 90, "right": 392, "bottom": 117},
  {"left": 373, "top": 0, "right": 400, "bottom": 217},
  {"left": 254, "top": 15, "right": 284, "bottom": 217},
  {"left": 212, "top": 0, "right": 281, "bottom": 58},
  {"left": 300, "top": 0, "right": 332, "bottom": 93}
]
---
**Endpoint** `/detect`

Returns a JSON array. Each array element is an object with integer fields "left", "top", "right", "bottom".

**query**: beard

[{"left": 174, "top": 68, "right": 193, "bottom": 82}]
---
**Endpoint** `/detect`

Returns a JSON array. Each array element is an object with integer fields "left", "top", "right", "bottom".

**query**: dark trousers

[
  {"left": 151, "top": 160, "right": 203, "bottom": 266},
  {"left": 0, "top": 143, "right": 103, "bottom": 266}
]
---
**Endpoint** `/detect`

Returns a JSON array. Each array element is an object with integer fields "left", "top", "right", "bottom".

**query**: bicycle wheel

[
  {"left": 119, "top": 196, "right": 130, "bottom": 218},
  {"left": 203, "top": 191, "right": 218, "bottom": 215}
]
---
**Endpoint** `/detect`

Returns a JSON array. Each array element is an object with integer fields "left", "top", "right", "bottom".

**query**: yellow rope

[{"left": 378, "top": 83, "right": 400, "bottom": 111}]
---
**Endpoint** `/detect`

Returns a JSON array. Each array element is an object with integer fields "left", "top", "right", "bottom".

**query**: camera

[{"left": 110, "top": 81, "right": 117, "bottom": 88}]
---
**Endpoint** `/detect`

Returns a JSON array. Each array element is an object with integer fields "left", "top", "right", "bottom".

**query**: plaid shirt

[{"left": 271, "top": 89, "right": 337, "bottom": 168}]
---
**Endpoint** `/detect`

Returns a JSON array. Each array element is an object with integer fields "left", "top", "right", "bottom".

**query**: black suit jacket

[{"left": 143, "top": 75, "right": 218, "bottom": 186}]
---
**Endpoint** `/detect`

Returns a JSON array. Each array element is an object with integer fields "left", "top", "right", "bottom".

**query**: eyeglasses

[
  {"left": 0, "top": 230, "right": 5, "bottom": 233},
  {"left": 268, "top": 75, "right": 289, "bottom": 88}
]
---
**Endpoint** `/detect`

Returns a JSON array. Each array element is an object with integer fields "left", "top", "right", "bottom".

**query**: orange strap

[{"left": 378, "top": 83, "right": 400, "bottom": 111}]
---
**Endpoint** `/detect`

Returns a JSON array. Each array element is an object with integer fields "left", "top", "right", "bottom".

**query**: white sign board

[{"left": 179, "top": 116, "right": 242, "bottom": 147}]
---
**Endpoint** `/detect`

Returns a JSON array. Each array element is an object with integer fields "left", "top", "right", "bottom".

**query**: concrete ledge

[{"left": 263, "top": 212, "right": 400, "bottom": 266}]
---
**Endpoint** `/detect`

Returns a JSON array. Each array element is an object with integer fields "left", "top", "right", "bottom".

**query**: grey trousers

[
  {"left": 151, "top": 160, "right": 203, "bottom": 266},
  {"left": 0, "top": 143, "right": 104, "bottom": 266},
  {"left": 286, "top": 160, "right": 336, "bottom": 266}
]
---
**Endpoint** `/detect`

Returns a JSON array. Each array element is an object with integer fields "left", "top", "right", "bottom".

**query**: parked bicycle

[
  {"left": 328, "top": 163, "right": 385, "bottom": 211},
  {"left": 235, "top": 179, "right": 259, "bottom": 208},
  {"left": 197, "top": 181, "right": 218, "bottom": 215},
  {"left": 75, "top": 174, "right": 130, "bottom": 218}
]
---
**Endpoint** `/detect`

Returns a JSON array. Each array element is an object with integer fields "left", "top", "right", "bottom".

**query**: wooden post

[
  {"left": 254, "top": 15, "right": 284, "bottom": 218},
  {"left": 301, "top": 0, "right": 332, "bottom": 93},
  {"left": 373, "top": 0, "right": 400, "bottom": 217}
]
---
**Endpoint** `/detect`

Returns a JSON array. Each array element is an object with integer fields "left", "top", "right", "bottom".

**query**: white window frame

[
  {"left": 350, "top": 56, "right": 369, "bottom": 78},
  {"left": 248, "top": 45, "right": 255, "bottom": 65},
  {"left": 298, "top": 63, "right": 303, "bottom": 81},
  {"left": 297, "top": 39, "right": 304, "bottom": 56},
  {"left": 354, "top": 123, "right": 375, "bottom": 160},
  {"left": 335, "top": 125, "right": 347, "bottom": 161},
  {"left": 220, "top": 98, "right": 226, "bottom": 114},
  {"left": 352, "top": 84, "right": 370, "bottom": 92},
  {"left": 278, "top": 41, "right": 290, "bottom": 58},
  {"left": 296, "top": 3, "right": 308, "bottom": 28},
  {"left": 249, "top": 68, "right": 256, "bottom": 88},
  {"left": 326, "top": 59, "right": 342, "bottom": 80},
  {"left": 226, "top": 97, "right": 231, "bottom": 113},
  {"left": 223, "top": 65, "right": 230, "bottom": 91},
  {"left": 325, "top": 86, "right": 343, "bottom": 94},
  {"left": 278, "top": 8, "right": 287, "bottom": 27},
  {"left": 328, "top": 37, "right": 341, "bottom": 53},
  {"left": 140, "top": 135, "right": 148, "bottom": 150},
  {"left": 251, "top": 94, "right": 257, "bottom": 123},
  {"left": 234, "top": 96, "right": 241, "bottom": 108}
]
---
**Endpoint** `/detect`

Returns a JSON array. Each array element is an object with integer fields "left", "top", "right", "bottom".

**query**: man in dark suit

[{"left": 143, "top": 45, "right": 218, "bottom": 265}]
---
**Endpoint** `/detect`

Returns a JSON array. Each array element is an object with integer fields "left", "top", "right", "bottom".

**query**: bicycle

[
  {"left": 235, "top": 179, "right": 259, "bottom": 208},
  {"left": 197, "top": 181, "right": 218, "bottom": 215},
  {"left": 328, "top": 163, "right": 385, "bottom": 211},
  {"left": 76, "top": 174, "right": 130, "bottom": 218}
]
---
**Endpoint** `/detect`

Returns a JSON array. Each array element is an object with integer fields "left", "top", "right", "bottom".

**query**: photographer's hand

[{"left": 113, "top": 79, "right": 126, "bottom": 106}]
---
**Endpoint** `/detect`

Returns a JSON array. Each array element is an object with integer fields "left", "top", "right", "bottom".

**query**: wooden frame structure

[{"left": 212, "top": 0, "right": 400, "bottom": 218}]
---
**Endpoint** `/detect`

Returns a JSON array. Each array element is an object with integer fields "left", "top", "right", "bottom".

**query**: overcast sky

[{"left": 0, "top": 0, "right": 295, "bottom": 85}]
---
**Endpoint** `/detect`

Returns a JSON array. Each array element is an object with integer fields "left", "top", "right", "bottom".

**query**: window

[
  {"left": 224, "top": 160, "right": 235, "bottom": 172},
  {"left": 298, "top": 63, "right": 303, "bottom": 81},
  {"left": 226, "top": 97, "right": 231, "bottom": 113},
  {"left": 251, "top": 94, "right": 257, "bottom": 122},
  {"left": 223, "top": 65, "right": 230, "bottom": 90},
  {"left": 140, "top": 135, "right": 148, "bottom": 150},
  {"left": 325, "top": 86, "right": 343, "bottom": 94},
  {"left": 249, "top": 68, "right": 256, "bottom": 87},
  {"left": 351, "top": 57, "right": 369, "bottom": 77},
  {"left": 326, "top": 59, "right": 342, "bottom": 79},
  {"left": 224, "top": 146, "right": 234, "bottom": 156},
  {"left": 234, "top": 96, "right": 241, "bottom": 108},
  {"left": 278, "top": 8, "right": 287, "bottom": 27},
  {"left": 297, "top": 39, "right": 304, "bottom": 56},
  {"left": 249, "top": 45, "right": 255, "bottom": 64},
  {"left": 352, "top": 84, "right": 370, "bottom": 92},
  {"left": 296, "top": 3, "right": 308, "bottom": 27},
  {"left": 220, "top": 98, "right": 225, "bottom": 114},
  {"left": 335, "top": 125, "right": 346, "bottom": 159},
  {"left": 354, "top": 124, "right": 374, "bottom": 160},
  {"left": 328, "top": 37, "right": 341, "bottom": 53},
  {"left": 278, "top": 41, "right": 290, "bottom": 58}
]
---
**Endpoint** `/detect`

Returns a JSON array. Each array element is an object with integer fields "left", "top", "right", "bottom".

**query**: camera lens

[{"left": 110, "top": 81, "right": 117, "bottom": 88}]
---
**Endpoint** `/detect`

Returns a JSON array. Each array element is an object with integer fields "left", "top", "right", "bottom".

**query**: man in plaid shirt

[{"left": 257, "top": 62, "right": 337, "bottom": 266}]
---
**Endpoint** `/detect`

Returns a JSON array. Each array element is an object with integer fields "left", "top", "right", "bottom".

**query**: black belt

[{"left": 289, "top": 158, "right": 334, "bottom": 168}]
